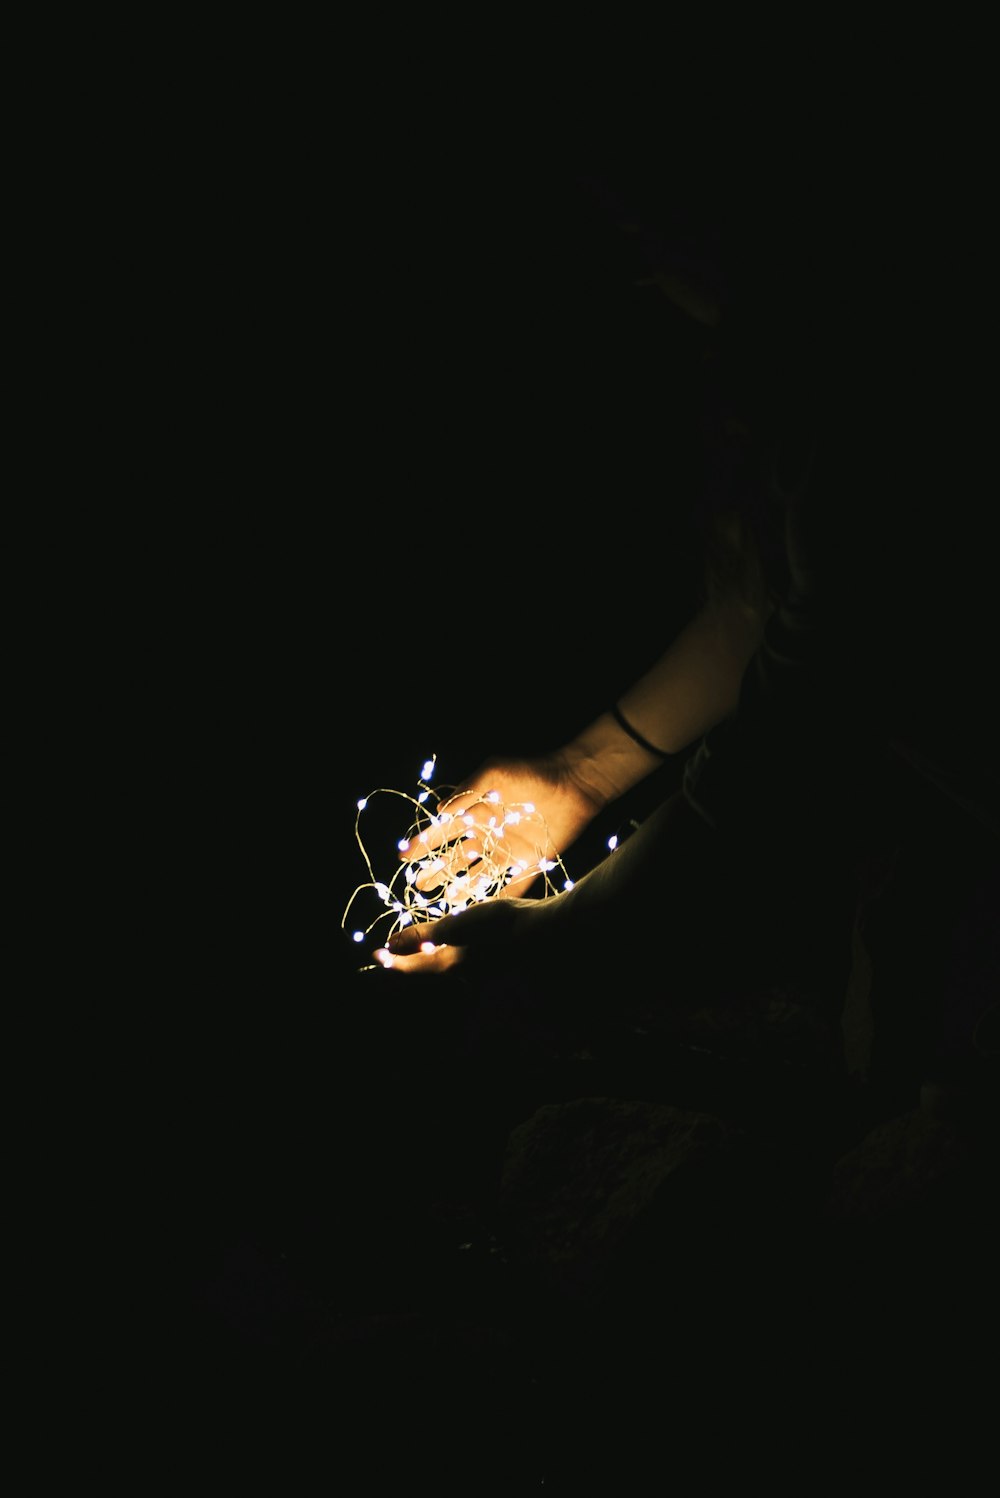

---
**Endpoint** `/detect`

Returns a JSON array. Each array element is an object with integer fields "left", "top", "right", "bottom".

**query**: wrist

[
  {"left": 561, "top": 709, "right": 666, "bottom": 808},
  {"left": 610, "top": 702, "right": 670, "bottom": 759}
]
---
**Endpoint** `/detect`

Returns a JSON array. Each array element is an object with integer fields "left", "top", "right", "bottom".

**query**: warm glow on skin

[
  {"left": 342, "top": 756, "right": 575, "bottom": 952},
  {"left": 373, "top": 940, "right": 464, "bottom": 974}
]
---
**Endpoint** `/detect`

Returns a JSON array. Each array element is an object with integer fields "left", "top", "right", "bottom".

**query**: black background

[
  {"left": 122, "top": 53, "right": 1000, "bottom": 1481},
  {"left": 144, "top": 63, "right": 995, "bottom": 1032},
  {"left": 138, "top": 54, "right": 997, "bottom": 1080},
  {"left": 160, "top": 123, "right": 730, "bottom": 994}
]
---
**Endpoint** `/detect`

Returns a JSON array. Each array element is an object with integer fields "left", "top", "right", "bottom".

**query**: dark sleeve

[
  {"left": 682, "top": 431, "right": 880, "bottom": 844},
  {"left": 683, "top": 400, "right": 1000, "bottom": 845}
]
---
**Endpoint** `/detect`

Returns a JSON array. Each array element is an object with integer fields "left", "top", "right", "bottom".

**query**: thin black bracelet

[{"left": 611, "top": 702, "right": 670, "bottom": 758}]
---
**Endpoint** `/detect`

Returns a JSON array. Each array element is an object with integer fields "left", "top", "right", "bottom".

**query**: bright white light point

[
  {"left": 463, "top": 815, "right": 475, "bottom": 827},
  {"left": 418, "top": 832, "right": 429, "bottom": 845},
  {"left": 381, "top": 952, "right": 395, "bottom": 968},
  {"left": 375, "top": 882, "right": 390, "bottom": 899},
  {"left": 421, "top": 760, "right": 435, "bottom": 781},
  {"left": 608, "top": 835, "right": 619, "bottom": 850},
  {"left": 485, "top": 791, "right": 500, "bottom": 803},
  {"left": 539, "top": 858, "right": 556, "bottom": 873},
  {"left": 352, "top": 930, "right": 365, "bottom": 943},
  {"left": 488, "top": 817, "right": 497, "bottom": 829},
  {"left": 417, "top": 791, "right": 429, "bottom": 804},
  {"left": 357, "top": 798, "right": 368, "bottom": 811},
  {"left": 563, "top": 879, "right": 575, "bottom": 890},
  {"left": 420, "top": 941, "right": 436, "bottom": 954},
  {"left": 398, "top": 838, "right": 410, "bottom": 852},
  {"left": 523, "top": 803, "right": 535, "bottom": 813},
  {"left": 400, "top": 912, "right": 413, "bottom": 926},
  {"left": 506, "top": 811, "right": 521, "bottom": 825}
]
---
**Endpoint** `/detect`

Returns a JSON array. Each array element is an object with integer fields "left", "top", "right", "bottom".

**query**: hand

[
  {"left": 398, "top": 752, "right": 605, "bottom": 907},
  {"left": 377, "top": 789, "right": 718, "bottom": 981},
  {"left": 374, "top": 885, "right": 566, "bottom": 978}
]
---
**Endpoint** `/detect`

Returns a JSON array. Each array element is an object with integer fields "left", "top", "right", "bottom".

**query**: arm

[
  {"left": 394, "top": 590, "right": 768, "bottom": 909},
  {"left": 560, "top": 590, "right": 770, "bottom": 804}
]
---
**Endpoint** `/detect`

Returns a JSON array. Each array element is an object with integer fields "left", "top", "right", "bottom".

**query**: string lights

[{"left": 341, "top": 755, "right": 576, "bottom": 948}]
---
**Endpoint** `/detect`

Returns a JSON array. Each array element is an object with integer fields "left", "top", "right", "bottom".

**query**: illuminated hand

[{"left": 398, "top": 754, "right": 603, "bottom": 905}]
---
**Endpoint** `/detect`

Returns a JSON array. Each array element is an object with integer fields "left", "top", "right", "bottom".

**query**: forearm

[
  {"left": 561, "top": 596, "right": 769, "bottom": 806},
  {"left": 524, "top": 786, "right": 716, "bottom": 954}
]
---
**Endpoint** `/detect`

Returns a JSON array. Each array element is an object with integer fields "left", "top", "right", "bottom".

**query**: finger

[
  {"left": 401, "top": 794, "right": 547, "bottom": 892},
  {"left": 387, "top": 896, "right": 519, "bottom": 956},
  {"left": 414, "top": 841, "right": 547, "bottom": 904},
  {"left": 435, "top": 789, "right": 508, "bottom": 834},
  {"left": 437, "top": 783, "right": 495, "bottom": 816},
  {"left": 407, "top": 838, "right": 484, "bottom": 893},
  {"left": 494, "top": 865, "right": 541, "bottom": 899},
  {"left": 397, "top": 803, "right": 484, "bottom": 863},
  {"left": 387, "top": 905, "right": 469, "bottom": 952},
  {"left": 372, "top": 941, "right": 463, "bottom": 975},
  {"left": 406, "top": 790, "right": 536, "bottom": 869}
]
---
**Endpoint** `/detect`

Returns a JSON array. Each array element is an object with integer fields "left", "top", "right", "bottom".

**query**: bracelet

[{"left": 611, "top": 702, "right": 670, "bottom": 758}]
